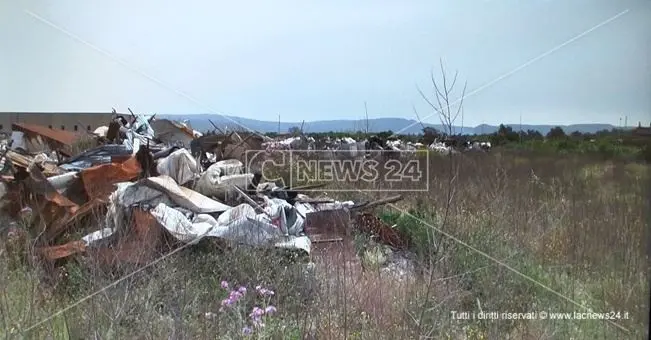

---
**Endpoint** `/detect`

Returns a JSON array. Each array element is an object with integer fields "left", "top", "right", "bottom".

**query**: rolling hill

[{"left": 158, "top": 114, "right": 619, "bottom": 136}]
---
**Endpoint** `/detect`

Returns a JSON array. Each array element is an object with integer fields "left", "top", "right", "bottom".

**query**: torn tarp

[
  {"left": 156, "top": 148, "right": 201, "bottom": 185},
  {"left": 98, "top": 175, "right": 311, "bottom": 253},
  {"left": 194, "top": 160, "right": 254, "bottom": 201},
  {"left": 59, "top": 144, "right": 134, "bottom": 171}
]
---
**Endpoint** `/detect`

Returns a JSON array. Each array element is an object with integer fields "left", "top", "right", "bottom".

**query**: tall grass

[{"left": 0, "top": 150, "right": 648, "bottom": 339}]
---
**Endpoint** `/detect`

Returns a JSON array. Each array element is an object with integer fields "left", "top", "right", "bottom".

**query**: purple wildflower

[
  {"left": 257, "top": 288, "right": 275, "bottom": 297},
  {"left": 242, "top": 326, "right": 253, "bottom": 335},
  {"left": 220, "top": 298, "right": 234, "bottom": 307},
  {"left": 220, "top": 280, "right": 229, "bottom": 289},
  {"left": 265, "top": 306, "right": 277, "bottom": 315},
  {"left": 255, "top": 285, "right": 275, "bottom": 296},
  {"left": 229, "top": 290, "right": 244, "bottom": 300},
  {"left": 249, "top": 306, "right": 265, "bottom": 318},
  {"left": 237, "top": 286, "right": 247, "bottom": 295},
  {"left": 248, "top": 306, "right": 265, "bottom": 327},
  {"left": 220, "top": 289, "right": 245, "bottom": 308}
]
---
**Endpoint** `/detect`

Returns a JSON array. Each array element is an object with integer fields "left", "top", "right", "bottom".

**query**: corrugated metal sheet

[{"left": 12, "top": 122, "right": 83, "bottom": 146}]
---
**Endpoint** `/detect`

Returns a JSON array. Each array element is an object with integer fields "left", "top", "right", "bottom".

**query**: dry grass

[{"left": 0, "top": 150, "right": 649, "bottom": 339}]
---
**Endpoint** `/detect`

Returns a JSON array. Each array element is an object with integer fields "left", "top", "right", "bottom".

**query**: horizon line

[{"left": 0, "top": 111, "right": 639, "bottom": 127}]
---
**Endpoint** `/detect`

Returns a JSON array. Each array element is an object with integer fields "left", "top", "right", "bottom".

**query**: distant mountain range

[{"left": 158, "top": 114, "right": 621, "bottom": 136}]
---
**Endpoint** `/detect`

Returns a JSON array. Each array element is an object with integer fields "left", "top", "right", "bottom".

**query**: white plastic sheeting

[
  {"left": 123, "top": 130, "right": 151, "bottom": 154},
  {"left": 204, "top": 159, "right": 245, "bottom": 177},
  {"left": 194, "top": 159, "right": 253, "bottom": 201},
  {"left": 156, "top": 148, "right": 201, "bottom": 185},
  {"left": 97, "top": 175, "right": 312, "bottom": 253},
  {"left": 94, "top": 126, "right": 109, "bottom": 138},
  {"left": 195, "top": 173, "right": 254, "bottom": 201},
  {"left": 73, "top": 150, "right": 356, "bottom": 255},
  {"left": 149, "top": 119, "right": 195, "bottom": 147},
  {"left": 122, "top": 112, "right": 156, "bottom": 154},
  {"left": 81, "top": 228, "right": 115, "bottom": 244},
  {"left": 149, "top": 202, "right": 311, "bottom": 253},
  {"left": 293, "top": 194, "right": 356, "bottom": 217},
  {"left": 428, "top": 142, "right": 452, "bottom": 154},
  {"left": 141, "top": 175, "right": 231, "bottom": 213}
]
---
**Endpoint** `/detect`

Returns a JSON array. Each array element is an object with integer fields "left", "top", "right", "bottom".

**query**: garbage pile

[{"left": 0, "top": 111, "right": 408, "bottom": 267}]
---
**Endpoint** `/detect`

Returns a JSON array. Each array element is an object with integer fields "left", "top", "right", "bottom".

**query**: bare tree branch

[{"left": 416, "top": 60, "right": 468, "bottom": 336}]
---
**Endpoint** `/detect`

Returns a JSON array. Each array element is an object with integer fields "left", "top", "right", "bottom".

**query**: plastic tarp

[
  {"left": 59, "top": 144, "right": 133, "bottom": 171},
  {"left": 99, "top": 177, "right": 311, "bottom": 253},
  {"left": 120, "top": 113, "right": 157, "bottom": 154},
  {"left": 141, "top": 175, "right": 232, "bottom": 213},
  {"left": 194, "top": 160, "right": 253, "bottom": 200},
  {"left": 156, "top": 148, "right": 201, "bottom": 185},
  {"left": 195, "top": 173, "right": 254, "bottom": 201},
  {"left": 94, "top": 126, "right": 109, "bottom": 137},
  {"left": 149, "top": 199, "right": 310, "bottom": 253},
  {"left": 123, "top": 130, "right": 152, "bottom": 154},
  {"left": 293, "top": 194, "right": 356, "bottom": 217},
  {"left": 210, "top": 159, "right": 245, "bottom": 176},
  {"left": 81, "top": 228, "right": 115, "bottom": 244},
  {"left": 149, "top": 119, "right": 195, "bottom": 147},
  {"left": 336, "top": 140, "right": 366, "bottom": 157},
  {"left": 130, "top": 113, "right": 156, "bottom": 138}
]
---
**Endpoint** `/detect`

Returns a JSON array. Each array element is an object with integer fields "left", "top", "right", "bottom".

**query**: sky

[{"left": 1, "top": 0, "right": 649, "bottom": 127}]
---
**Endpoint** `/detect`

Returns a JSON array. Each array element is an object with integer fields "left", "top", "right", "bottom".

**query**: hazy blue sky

[{"left": 1, "top": 0, "right": 649, "bottom": 127}]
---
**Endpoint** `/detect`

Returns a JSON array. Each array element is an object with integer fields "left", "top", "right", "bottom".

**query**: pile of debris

[{"left": 0, "top": 110, "right": 409, "bottom": 269}]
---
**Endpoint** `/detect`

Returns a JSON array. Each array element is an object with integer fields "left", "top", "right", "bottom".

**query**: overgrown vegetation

[{"left": 2, "top": 151, "right": 648, "bottom": 339}]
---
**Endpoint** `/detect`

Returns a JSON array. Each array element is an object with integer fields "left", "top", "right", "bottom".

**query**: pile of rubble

[{"left": 0, "top": 111, "right": 408, "bottom": 269}]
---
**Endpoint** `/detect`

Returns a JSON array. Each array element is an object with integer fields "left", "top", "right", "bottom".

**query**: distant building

[
  {"left": 0, "top": 112, "right": 115, "bottom": 134},
  {"left": 632, "top": 122, "right": 651, "bottom": 137}
]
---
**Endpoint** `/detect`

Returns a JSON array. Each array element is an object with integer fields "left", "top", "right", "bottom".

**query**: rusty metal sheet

[
  {"left": 27, "top": 163, "right": 78, "bottom": 214},
  {"left": 89, "top": 209, "right": 165, "bottom": 266},
  {"left": 80, "top": 156, "right": 141, "bottom": 199},
  {"left": 37, "top": 240, "right": 87, "bottom": 261},
  {"left": 304, "top": 209, "right": 360, "bottom": 270},
  {"left": 355, "top": 212, "right": 407, "bottom": 249},
  {"left": 44, "top": 198, "right": 107, "bottom": 242},
  {"left": 12, "top": 122, "right": 82, "bottom": 146},
  {"left": 39, "top": 208, "right": 164, "bottom": 263}
]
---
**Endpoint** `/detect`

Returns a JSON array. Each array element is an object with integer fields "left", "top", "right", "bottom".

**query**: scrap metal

[
  {"left": 11, "top": 122, "right": 84, "bottom": 156},
  {"left": 0, "top": 111, "right": 409, "bottom": 268}
]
